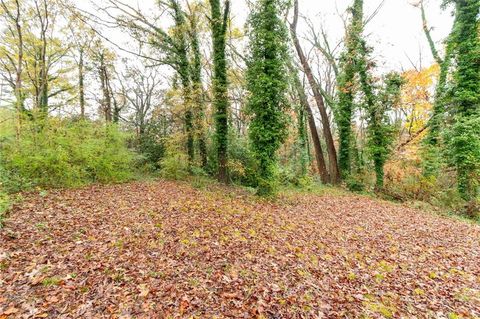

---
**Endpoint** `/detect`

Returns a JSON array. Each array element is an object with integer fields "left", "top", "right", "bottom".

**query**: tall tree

[
  {"left": 289, "top": 0, "right": 340, "bottom": 184},
  {"left": 336, "top": 0, "right": 363, "bottom": 179},
  {"left": 0, "top": 0, "right": 24, "bottom": 136},
  {"left": 246, "top": 0, "right": 289, "bottom": 195},
  {"left": 188, "top": 2, "right": 207, "bottom": 169},
  {"left": 446, "top": 0, "right": 480, "bottom": 200},
  {"left": 104, "top": 0, "right": 197, "bottom": 162},
  {"left": 209, "top": 0, "right": 230, "bottom": 182},
  {"left": 95, "top": 47, "right": 113, "bottom": 122},
  {"left": 289, "top": 64, "right": 329, "bottom": 183},
  {"left": 33, "top": 0, "right": 50, "bottom": 115},
  {"left": 418, "top": 0, "right": 457, "bottom": 176}
]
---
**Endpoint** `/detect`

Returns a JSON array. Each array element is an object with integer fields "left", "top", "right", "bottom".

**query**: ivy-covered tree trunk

[
  {"left": 449, "top": 0, "right": 480, "bottom": 200},
  {"left": 337, "top": 0, "right": 363, "bottom": 179},
  {"left": 171, "top": 0, "right": 194, "bottom": 163},
  {"left": 209, "top": 0, "right": 230, "bottom": 183},
  {"left": 247, "top": 0, "right": 289, "bottom": 195},
  {"left": 421, "top": 2, "right": 457, "bottom": 177},
  {"left": 289, "top": 0, "right": 340, "bottom": 184},
  {"left": 189, "top": 11, "right": 208, "bottom": 169}
]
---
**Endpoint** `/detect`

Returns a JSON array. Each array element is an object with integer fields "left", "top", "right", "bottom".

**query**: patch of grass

[
  {"left": 406, "top": 199, "right": 480, "bottom": 225},
  {"left": 0, "top": 260, "right": 9, "bottom": 270},
  {"left": 279, "top": 181, "right": 349, "bottom": 198},
  {"left": 41, "top": 277, "right": 62, "bottom": 287}
]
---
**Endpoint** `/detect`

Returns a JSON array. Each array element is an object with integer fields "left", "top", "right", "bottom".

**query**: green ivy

[{"left": 246, "top": 0, "right": 289, "bottom": 196}]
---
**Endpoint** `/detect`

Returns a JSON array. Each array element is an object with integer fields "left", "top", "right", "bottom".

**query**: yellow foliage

[{"left": 398, "top": 64, "right": 439, "bottom": 143}]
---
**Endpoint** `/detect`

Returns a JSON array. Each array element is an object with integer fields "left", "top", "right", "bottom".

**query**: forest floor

[{"left": 0, "top": 180, "right": 479, "bottom": 318}]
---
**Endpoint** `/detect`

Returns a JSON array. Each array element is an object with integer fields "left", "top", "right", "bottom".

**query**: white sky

[
  {"left": 90, "top": 0, "right": 453, "bottom": 72},
  {"left": 229, "top": 0, "right": 454, "bottom": 71},
  {"left": 91, "top": 0, "right": 453, "bottom": 70}
]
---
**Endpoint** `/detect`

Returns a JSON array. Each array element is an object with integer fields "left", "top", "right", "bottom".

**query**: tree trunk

[
  {"left": 99, "top": 53, "right": 112, "bottom": 123},
  {"left": 79, "top": 48, "right": 85, "bottom": 118},
  {"left": 189, "top": 12, "right": 208, "bottom": 168},
  {"left": 209, "top": 0, "right": 230, "bottom": 183},
  {"left": 14, "top": 0, "right": 23, "bottom": 136},
  {"left": 171, "top": 0, "right": 194, "bottom": 163},
  {"left": 289, "top": 0, "right": 340, "bottom": 184},
  {"left": 336, "top": 0, "right": 363, "bottom": 179},
  {"left": 291, "top": 68, "right": 329, "bottom": 182}
]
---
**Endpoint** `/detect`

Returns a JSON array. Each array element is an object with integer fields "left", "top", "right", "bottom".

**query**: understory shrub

[
  {"left": 0, "top": 192, "right": 10, "bottom": 228},
  {"left": 159, "top": 134, "right": 190, "bottom": 180},
  {"left": 0, "top": 118, "right": 136, "bottom": 190},
  {"left": 206, "top": 132, "right": 257, "bottom": 186},
  {"left": 135, "top": 121, "right": 167, "bottom": 170}
]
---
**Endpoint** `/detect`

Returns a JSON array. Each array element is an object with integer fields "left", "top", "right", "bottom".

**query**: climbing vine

[{"left": 246, "top": 0, "right": 289, "bottom": 195}]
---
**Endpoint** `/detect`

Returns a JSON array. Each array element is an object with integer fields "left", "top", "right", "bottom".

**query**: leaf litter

[{"left": 0, "top": 180, "right": 479, "bottom": 318}]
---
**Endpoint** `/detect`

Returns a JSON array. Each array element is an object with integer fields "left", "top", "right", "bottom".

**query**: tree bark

[
  {"left": 209, "top": 0, "right": 230, "bottom": 183},
  {"left": 290, "top": 0, "right": 340, "bottom": 184},
  {"left": 189, "top": 9, "right": 208, "bottom": 168},
  {"left": 99, "top": 53, "right": 112, "bottom": 122},
  {"left": 291, "top": 67, "right": 329, "bottom": 183},
  {"left": 79, "top": 48, "right": 85, "bottom": 118}
]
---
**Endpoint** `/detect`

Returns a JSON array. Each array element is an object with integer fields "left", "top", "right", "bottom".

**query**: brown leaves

[{"left": 0, "top": 181, "right": 479, "bottom": 317}]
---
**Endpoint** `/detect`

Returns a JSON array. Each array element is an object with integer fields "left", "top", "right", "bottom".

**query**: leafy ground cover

[{"left": 0, "top": 180, "right": 479, "bottom": 318}]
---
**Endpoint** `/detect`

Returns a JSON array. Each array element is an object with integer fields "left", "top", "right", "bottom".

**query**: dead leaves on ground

[{"left": 0, "top": 180, "right": 479, "bottom": 318}]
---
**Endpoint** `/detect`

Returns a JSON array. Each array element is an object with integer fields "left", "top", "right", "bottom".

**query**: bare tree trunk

[
  {"left": 1, "top": 0, "right": 26, "bottom": 136},
  {"left": 99, "top": 53, "right": 112, "bottom": 123},
  {"left": 34, "top": 0, "right": 49, "bottom": 116},
  {"left": 289, "top": 0, "right": 340, "bottom": 184},
  {"left": 79, "top": 48, "right": 85, "bottom": 118},
  {"left": 291, "top": 67, "right": 329, "bottom": 183}
]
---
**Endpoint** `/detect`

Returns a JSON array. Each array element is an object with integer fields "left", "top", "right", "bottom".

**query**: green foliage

[
  {"left": 450, "top": 0, "right": 480, "bottom": 118},
  {"left": 246, "top": 0, "right": 289, "bottom": 196},
  {"left": 446, "top": 0, "right": 480, "bottom": 200},
  {"left": 336, "top": 0, "right": 363, "bottom": 178},
  {"left": 209, "top": 0, "right": 230, "bottom": 182},
  {"left": 0, "top": 192, "right": 10, "bottom": 228},
  {"left": 136, "top": 121, "right": 167, "bottom": 170},
  {"left": 206, "top": 132, "right": 257, "bottom": 186},
  {"left": 364, "top": 72, "right": 404, "bottom": 189},
  {"left": 444, "top": 116, "right": 480, "bottom": 200},
  {"left": 0, "top": 119, "right": 135, "bottom": 190},
  {"left": 345, "top": 176, "right": 365, "bottom": 192},
  {"left": 159, "top": 134, "right": 190, "bottom": 180}
]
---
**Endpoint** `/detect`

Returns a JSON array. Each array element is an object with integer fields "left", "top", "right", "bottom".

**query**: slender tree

[
  {"left": 0, "top": 0, "right": 24, "bottom": 135},
  {"left": 289, "top": 0, "right": 340, "bottom": 184},
  {"left": 336, "top": 0, "right": 363, "bottom": 179},
  {"left": 188, "top": 4, "right": 208, "bottom": 168},
  {"left": 419, "top": 1, "right": 457, "bottom": 176},
  {"left": 289, "top": 65, "right": 329, "bottom": 183},
  {"left": 209, "top": 0, "right": 230, "bottom": 182},
  {"left": 246, "top": 0, "right": 289, "bottom": 195},
  {"left": 446, "top": 0, "right": 480, "bottom": 200}
]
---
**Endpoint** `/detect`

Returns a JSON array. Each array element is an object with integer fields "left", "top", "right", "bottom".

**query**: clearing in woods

[{"left": 0, "top": 180, "right": 479, "bottom": 318}]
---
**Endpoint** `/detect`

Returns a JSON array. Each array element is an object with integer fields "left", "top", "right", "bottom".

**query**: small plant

[
  {"left": 159, "top": 134, "right": 189, "bottom": 180},
  {"left": 0, "top": 192, "right": 10, "bottom": 228},
  {"left": 41, "top": 277, "right": 62, "bottom": 287}
]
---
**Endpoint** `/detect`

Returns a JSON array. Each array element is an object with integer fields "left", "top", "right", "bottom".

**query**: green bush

[
  {"left": 443, "top": 116, "right": 480, "bottom": 200},
  {"left": 206, "top": 132, "right": 257, "bottom": 186},
  {"left": 0, "top": 192, "right": 10, "bottom": 228},
  {"left": 135, "top": 121, "right": 167, "bottom": 169},
  {"left": 159, "top": 134, "right": 190, "bottom": 180},
  {"left": 0, "top": 118, "right": 136, "bottom": 190}
]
